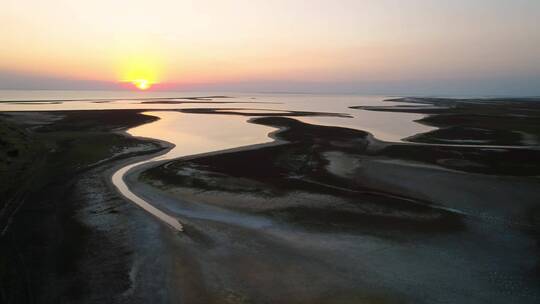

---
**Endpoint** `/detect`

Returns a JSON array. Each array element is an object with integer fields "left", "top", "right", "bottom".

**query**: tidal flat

[{"left": 0, "top": 95, "right": 539, "bottom": 303}]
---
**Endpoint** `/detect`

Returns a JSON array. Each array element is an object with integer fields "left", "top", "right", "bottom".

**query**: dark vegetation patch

[
  {"left": 0, "top": 110, "right": 164, "bottom": 303},
  {"left": 375, "top": 144, "right": 540, "bottom": 176},
  {"left": 142, "top": 117, "right": 463, "bottom": 236},
  {"left": 405, "top": 126, "right": 522, "bottom": 145},
  {"left": 352, "top": 97, "right": 540, "bottom": 146},
  {"left": 178, "top": 108, "right": 351, "bottom": 118},
  {"left": 38, "top": 109, "right": 158, "bottom": 132},
  {"left": 0, "top": 118, "right": 38, "bottom": 221},
  {"left": 143, "top": 117, "right": 370, "bottom": 195},
  {"left": 264, "top": 205, "right": 463, "bottom": 237}
]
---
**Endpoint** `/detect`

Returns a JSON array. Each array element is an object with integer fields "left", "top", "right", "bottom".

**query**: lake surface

[
  {"left": 1, "top": 90, "right": 433, "bottom": 231},
  {"left": 0, "top": 90, "right": 432, "bottom": 142}
]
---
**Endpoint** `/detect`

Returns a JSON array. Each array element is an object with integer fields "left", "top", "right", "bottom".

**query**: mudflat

[
  {"left": 0, "top": 110, "right": 168, "bottom": 303},
  {"left": 134, "top": 111, "right": 539, "bottom": 302},
  {"left": 1, "top": 97, "right": 539, "bottom": 303}
]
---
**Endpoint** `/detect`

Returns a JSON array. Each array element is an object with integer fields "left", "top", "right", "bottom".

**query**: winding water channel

[
  {"left": 1, "top": 93, "right": 438, "bottom": 231},
  {"left": 110, "top": 111, "right": 276, "bottom": 231},
  {"left": 2, "top": 91, "right": 539, "bottom": 303}
]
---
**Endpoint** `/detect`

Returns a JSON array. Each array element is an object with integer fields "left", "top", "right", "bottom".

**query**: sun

[{"left": 132, "top": 79, "right": 151, "bottom": 90}]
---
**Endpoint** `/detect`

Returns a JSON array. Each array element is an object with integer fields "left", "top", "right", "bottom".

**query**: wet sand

[
  {"left": 0, "top": 110, "right": 171, "bottom": 303},
  {"left": 352, "top": 97, "right": 540, "bottom": 147},
  {"left": 1, "top": 98, "right": 539, "bottom": 303},
  {"left": 134, "top": 116, "right": 540, "bottom": 303}
]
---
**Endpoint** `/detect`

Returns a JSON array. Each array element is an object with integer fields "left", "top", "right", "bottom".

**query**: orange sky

[{"left": 1, "top": 0, "right": 539, "bottom": 93}]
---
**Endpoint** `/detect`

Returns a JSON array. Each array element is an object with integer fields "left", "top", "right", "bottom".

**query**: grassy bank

[{"left": 0, "top": 110, "right": 164, "bottom": 303}]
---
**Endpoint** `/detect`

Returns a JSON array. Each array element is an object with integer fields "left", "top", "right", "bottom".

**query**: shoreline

[
  {"left": 130, "top": 114, "right": 540, "bottom": 303},
  {"left": 0, "top": 109, "right": 180, "bottom": 303},
  {"left": 115, "top": 115, "right": 290, "bottom": 232},
  {"left": 1, "top": 103, "right": 539, "bottom": 303}
]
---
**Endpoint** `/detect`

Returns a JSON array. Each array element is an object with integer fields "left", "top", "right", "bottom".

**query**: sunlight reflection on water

[{"left": 0, "top": 91, "right": 433, "bottom": 142}]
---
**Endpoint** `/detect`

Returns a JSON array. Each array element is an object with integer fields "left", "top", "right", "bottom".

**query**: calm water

[
  {"left": 112, "top": 111, "right": 278, "bottom": 231},
  {"left": 0, "top": 90, "right": 432, "bottom": 142},
  {"left": 2, "top": 90, "right": 432, "bottom": 230}
]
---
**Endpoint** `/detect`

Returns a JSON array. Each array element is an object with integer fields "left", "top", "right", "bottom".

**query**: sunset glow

[
  {"left": 132, "top": 79, "right": 151, "bottom": 90},
  {"left": 1, "top": 1, "right": 540, "bottom": 303},
  {"left": 118, "top": 52, "right": 162, "bottom": 90},
  {"left": 1, "top": 0, "right": 539, "bottom": 94}
]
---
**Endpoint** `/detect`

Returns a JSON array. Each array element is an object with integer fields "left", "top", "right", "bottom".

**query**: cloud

[
  {"left": 1, "top": 69, "right": 539, "bottom": 97},
  {"left": 0, "top": 70, "right": 119, "bottom": 90}
]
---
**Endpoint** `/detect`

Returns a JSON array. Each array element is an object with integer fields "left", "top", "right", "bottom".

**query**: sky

[{"left": 1, "top": 0, "right": 539, "bottom": 95}]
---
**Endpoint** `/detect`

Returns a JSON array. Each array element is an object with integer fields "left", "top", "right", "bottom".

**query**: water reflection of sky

[
  {"left": 130, "top": 111, "right": 276, "bottom": 161},
  {"left": 0, "top": 91, "right": 434, "bottom": 142}
]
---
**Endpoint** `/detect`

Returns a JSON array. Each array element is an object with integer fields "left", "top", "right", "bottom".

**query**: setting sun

[
  {"left": 118, "top": 53, "right": 162, "bottom": 91},
  {"left": 1, "top": 1, "right": 540, "bottom": 303},
  {"left": 132, "top": 79, "right": 151, "bottom": 90}
]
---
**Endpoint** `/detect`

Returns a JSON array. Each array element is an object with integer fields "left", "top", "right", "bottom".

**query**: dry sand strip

[
  {"left": 112, "top": 160, "right": 184, "bottom": 232},
  {"left": 109, "top": 118, "right": 290, "bottom": 233}
]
